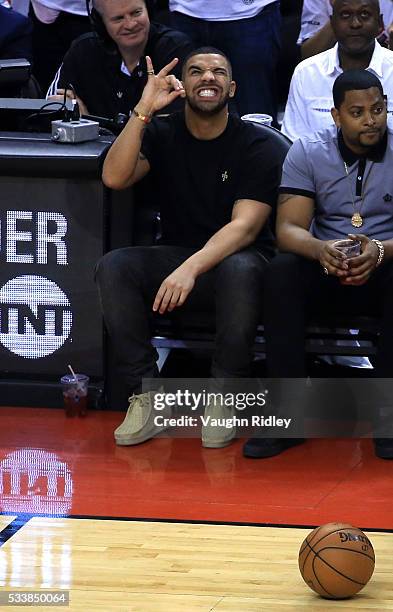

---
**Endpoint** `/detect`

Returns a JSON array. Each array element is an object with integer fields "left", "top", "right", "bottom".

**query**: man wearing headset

[{"left": 47, "top": 0, "right": 193, "bottom": 119}]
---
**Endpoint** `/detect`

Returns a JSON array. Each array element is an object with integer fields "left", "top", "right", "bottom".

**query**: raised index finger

[{"left": 157, "top": 57, "right": 179, "bottom": 78}]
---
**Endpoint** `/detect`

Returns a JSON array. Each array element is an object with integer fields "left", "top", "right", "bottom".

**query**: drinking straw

[{"left": 68, "top": 364, "right": 83, "bottom": 393}]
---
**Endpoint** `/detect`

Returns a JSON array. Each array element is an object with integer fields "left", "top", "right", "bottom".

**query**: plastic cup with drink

[
  {"left": 333, "top": 239, "right": 362, "bottom": 285},
  {"left": 333, "top": 239, "right": 361, "bottom": 258},
  {"left": 61, "top": 365, "right": 89, "bottom": 417}
]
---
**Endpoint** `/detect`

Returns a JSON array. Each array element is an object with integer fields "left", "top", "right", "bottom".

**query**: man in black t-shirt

[
  {"left": 46, "top": 0, "right": 193, "bottom": 121},
  {"left": 96, "top": 47, "right": 281, "bottom": 448}
]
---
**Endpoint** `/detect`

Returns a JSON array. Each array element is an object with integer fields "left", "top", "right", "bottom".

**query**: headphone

[
  {"left": 86, "top": 0, "right": 155, "bottom": 48},
  {"left": 86, "top": 0, "right": 113, "bottom": 47}
]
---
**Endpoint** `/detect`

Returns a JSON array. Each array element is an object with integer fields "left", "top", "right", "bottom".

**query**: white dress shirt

[
  {"left": 297, "top": 0, "right": 393, "bottom": 45},
  {"left": 168, "top": 0, "right": 275, "bottom": 21},
  {"left": 282, "top": 41, "right": 393, "bottom": 142},
  {"left": 31, "top": 0, "right": 86, "bottom": 23}
]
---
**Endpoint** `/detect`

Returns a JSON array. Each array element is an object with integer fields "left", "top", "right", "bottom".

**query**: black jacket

[{"left": 47, "top": 22, "right": 193, "bottom": 119}]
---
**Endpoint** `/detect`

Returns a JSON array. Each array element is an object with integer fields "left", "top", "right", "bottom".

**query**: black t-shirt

[
  {"left": 49, "top": 23, "right": 193, "bottom": 119},
  {"left": 141, "top": 113, "right": 279, "bottom": 256}
]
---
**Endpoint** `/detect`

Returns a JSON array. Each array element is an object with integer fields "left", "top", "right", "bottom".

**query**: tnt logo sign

[
  {"left": 0, "top": 275, "right": 72, "bottom": 358},
  {"left": 0, "top": 448, "right": 73, "bottom": 515}
]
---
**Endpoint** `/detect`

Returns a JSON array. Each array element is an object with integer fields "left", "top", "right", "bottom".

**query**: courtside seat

[
  {"left": 143, "top": 123, "right": 380, "bottom": 360},
  {"left": 151, "top": 314, "right": 379, "bottom": 357}
]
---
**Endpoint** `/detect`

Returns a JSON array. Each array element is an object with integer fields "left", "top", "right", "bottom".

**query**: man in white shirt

[
  {"left": 282, "top": 0, "right": 393, "bottom": 142},
  {"left": 168, "top": 0, "right": 281, "bottom": 121},
  {"left": 298, "top": 0, "right": 393, "bottom": 59}
]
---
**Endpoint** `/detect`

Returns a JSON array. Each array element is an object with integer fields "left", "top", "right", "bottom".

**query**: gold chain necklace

[{"left": 343, "top": 160, "right": 374, "bottom": 228}]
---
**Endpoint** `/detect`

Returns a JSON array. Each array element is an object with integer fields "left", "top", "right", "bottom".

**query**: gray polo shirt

[{"left": 280, "top": 126, "right": 393, "bottom": 241}]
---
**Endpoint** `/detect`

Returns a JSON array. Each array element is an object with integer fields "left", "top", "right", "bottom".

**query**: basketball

[{"left": 298, "top": 522, "right": 375, "bottom": 599}]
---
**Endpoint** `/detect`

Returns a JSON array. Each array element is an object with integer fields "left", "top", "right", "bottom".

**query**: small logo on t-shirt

[
  {"left": 222, "top": 170, "right": 229, "bottom": 182},
  {"left": 117, "top": 91, "right": 123, "bottom": 99},
  {"left": 242, "top": 0, "right": 255, "bottom": 4},
  {"left": 383, "top": 193, "right": 392, "bottom": 202}
]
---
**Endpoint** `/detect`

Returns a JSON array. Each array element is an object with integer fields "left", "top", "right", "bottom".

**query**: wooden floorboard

[{"left": 0, "top": 519, "right": 392, "bottom": 610}]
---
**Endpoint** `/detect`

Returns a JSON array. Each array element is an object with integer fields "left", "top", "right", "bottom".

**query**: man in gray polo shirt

[{"left": 243, "top": 69, "right": 393, "bottom": 460}]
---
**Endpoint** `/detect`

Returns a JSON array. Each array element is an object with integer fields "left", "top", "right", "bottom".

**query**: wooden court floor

[
  {"left": 0, "top": 517, "right": 393, "bottom": 611},
  {"left": 1, "top": 406, "right": 393, "bottom": 610}
]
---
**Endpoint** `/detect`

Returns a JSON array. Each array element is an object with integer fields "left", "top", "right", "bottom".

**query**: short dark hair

[
  {"left": 182, "top": 47, "right": 233, "bottom": 78},
  {"left": 333, "top": 69, "right": 384, "bottom": 108},
  {"left": 332, "top": 0, "right": 380, "bottom": 15}
]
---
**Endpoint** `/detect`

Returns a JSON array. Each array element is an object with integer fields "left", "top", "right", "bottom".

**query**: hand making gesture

[{"left": 136, "top": 56, "right": 185, "bottom": 117}]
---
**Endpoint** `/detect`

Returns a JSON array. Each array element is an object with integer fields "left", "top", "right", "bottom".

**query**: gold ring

[{"left": 147, "top": 70, "right": 155, "bottom": 75}]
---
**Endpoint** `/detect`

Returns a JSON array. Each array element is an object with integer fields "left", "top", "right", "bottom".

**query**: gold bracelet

[
  {"left": 131, "top": 108, "right": 151, "bottom": 124},
  {"left": 372, "top": 239, "right": 384, "bottom": 267}
]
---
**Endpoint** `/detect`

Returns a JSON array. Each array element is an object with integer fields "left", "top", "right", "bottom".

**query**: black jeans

[
  {"left": 264, "top": 253, "right": 393, "bottom": 378},
  {"left": 95, "top": 245, "right": 267, "bottom": 394},
  {"left": 262, "top": 254, "right": 393, "bottom": 436}
]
